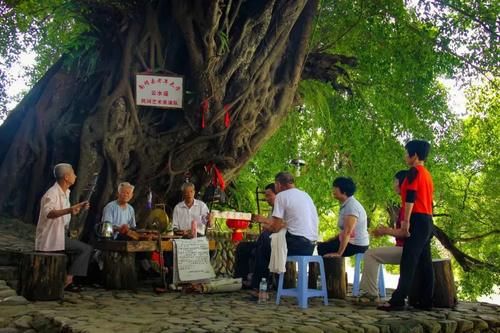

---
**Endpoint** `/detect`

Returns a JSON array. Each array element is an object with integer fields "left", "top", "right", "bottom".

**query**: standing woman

[{"left": 378, "top": 140, "right": 434, "bottom": 311}]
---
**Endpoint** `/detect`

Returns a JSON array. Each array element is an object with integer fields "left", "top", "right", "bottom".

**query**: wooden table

[
  {"left": 95, "top": 239, "right": 216, "bottom": 252},
  {"left": 95, "top": 239, "right": 216, "bottom": 290}
]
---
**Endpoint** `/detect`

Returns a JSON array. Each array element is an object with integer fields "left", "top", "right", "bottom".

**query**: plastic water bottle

[{"left": 258, "top": 278, "right": 268, "bottom": 304}]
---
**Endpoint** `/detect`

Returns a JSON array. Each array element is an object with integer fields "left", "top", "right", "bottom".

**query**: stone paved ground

[
  {"left": 0, "top": 218, "right": 499, "bottom": 333},
  {"left": 0, "top": 282, "right": 499, "bottom": 333}
]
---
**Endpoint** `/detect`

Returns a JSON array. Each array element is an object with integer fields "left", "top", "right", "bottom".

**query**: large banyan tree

[{"left": 0, "top": 0, "right": 358, "bottom": 235}]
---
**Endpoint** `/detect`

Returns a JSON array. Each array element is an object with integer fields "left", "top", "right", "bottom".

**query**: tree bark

[
  {"left": 18, "top": 252, "right": 66, "bottom": 301},
  {"left": 0, "top": 1, "right": 319, "bottom": 238}
]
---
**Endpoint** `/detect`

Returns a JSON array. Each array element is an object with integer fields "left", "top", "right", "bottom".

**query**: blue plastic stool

[
  {"left": 352, "top": 252, "right": 386, "bottom": 297},
  {"left": 276, "top": 256, "right": 329, "bottom": 309}
]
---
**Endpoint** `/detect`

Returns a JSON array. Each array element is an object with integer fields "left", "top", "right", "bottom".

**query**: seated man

[
  {"left": 35, "top": 163, "right": 93, "bottom": 292},
  {"left": 318, "top": 176, "right": 369, "bottom": 257},
  {"left": 235, "top": 183, "right": 276, "bottom": 287},
  {"left": 358, "top": 170, "right": 408, "bottom": 302},
  {"left": 172, "top": 182, "right": 212, "bottom": 237},
  {"left": 102, "top": 182, "right": 136, "bottom": 237},
  {"left": 250, "top": 172, "right": 319, "bottom": 296}
]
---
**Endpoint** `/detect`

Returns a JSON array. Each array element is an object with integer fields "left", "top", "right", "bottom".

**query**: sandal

[
  {"left": 356, "top": 294, "right": 379, "bottom": 305},
  {"left": 377, "top": 302, "right": 405, "bottom": 311},
  {"left": 64, "top": 283, "right": 82, "bottom": 292}
]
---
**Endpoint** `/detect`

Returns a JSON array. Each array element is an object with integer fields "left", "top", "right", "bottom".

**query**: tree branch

[
  {"left": 455, "top": 229, "right": 500, "bottom": 242},
  {"left": 301, "top": 52, "right": 357, "bottom": 94},
  {"left": 433, "top": 225, "right": 499, "bottom": 272}
]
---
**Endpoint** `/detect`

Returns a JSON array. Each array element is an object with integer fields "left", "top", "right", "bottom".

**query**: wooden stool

[
  {"left": 323, "top": 257, "right": 346, "bottom": 299},
  {"left": 18, "top": 252, "right": 66, "bottom": 301}
]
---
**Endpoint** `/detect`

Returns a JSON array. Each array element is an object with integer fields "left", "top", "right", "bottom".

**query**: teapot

[{"left": 95, "top": 221, "right": 114, "bottom": 239}]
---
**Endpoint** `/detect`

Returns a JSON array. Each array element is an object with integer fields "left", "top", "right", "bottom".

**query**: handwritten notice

[{"left": 173, "top": 238, "right": 215, "bottom": 283}]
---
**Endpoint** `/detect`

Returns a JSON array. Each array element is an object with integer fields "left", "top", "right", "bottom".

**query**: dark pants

[
  {"left": 317, "top": 237, "right": 368, "bottom": 257},
  {"left": 389, "top": 213, "right": 434, "bottom": 307},
  {"left": 251, "top": 231, "right": 315, "bottom": 289},
  {"left": 65, "top": 237, "right": 92, "bottom": 276},
  {"left": 234, "top": 242, "right": 258, "bottom": 280}
]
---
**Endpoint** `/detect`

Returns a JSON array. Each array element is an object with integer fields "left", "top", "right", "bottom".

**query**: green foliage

[
  {"left": 234, "top": 1, "right": 498, "bottom": 300},
  {"left": 0, "top": 0, "right": 92, "bottom": 117}
]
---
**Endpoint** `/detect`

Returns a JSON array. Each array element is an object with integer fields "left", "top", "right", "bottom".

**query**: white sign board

[
  {"left": 135, "top": 74, "right": 183, "bottom": 108},
  {"left": 173, "top": 238, "right": 215, "bottom": 283}
]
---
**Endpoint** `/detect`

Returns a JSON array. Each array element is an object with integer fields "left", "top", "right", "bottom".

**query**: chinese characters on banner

[{"left": 136, "top": 74, "right": 183, "bottom": 108}]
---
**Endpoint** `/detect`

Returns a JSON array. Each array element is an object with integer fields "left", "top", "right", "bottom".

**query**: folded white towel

[{"left": 269, "top": 228, "right": 287, "bottom": 273}]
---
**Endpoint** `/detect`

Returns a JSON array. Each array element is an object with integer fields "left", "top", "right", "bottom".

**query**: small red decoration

[
  {"left": 226, "top": 219, "right": 250, "bottom": 242},
  {"left": 223, "top": 104, "right": 231, "bottom": 128},
  {"left": 200, "top": 99, "right": 209, "bottom": 128}
]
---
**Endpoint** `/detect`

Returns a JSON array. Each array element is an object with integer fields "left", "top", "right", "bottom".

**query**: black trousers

[
  {"left": 251, "top": 231, "right": 315, "bottom": 289},
  {"left": 389, "top": 213, "right": 434, "bottom": 307},
  {"left": 317, "top": 237, "right": 368, "bottom": 257}
]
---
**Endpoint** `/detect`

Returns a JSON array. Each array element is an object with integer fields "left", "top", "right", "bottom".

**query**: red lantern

[{"left": 226, "top": 219, "right": 250, "bottom": 242}]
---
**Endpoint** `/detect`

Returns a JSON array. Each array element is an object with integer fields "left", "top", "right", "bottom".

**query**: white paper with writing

[{"left": 173, "top": 238, "right": 215, "bottom": 283}]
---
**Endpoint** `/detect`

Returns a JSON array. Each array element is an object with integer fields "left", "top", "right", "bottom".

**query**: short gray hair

[
  {"left": 275, "top": 171, "right": 294, "bottom": 185},
  {"left": 53, "top": 163, "right": 73, "bottom": 180},
  {"left": 118, "top": 182, "right": 135, "bottom": 193},
  {"left": 181, "top": 182, "right": 195, "bottom": 192}
]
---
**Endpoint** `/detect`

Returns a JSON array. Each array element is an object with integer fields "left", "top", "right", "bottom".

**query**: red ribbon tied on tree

[
  {"left": 224, "top": 104, "right": 232, "bottom": 128},
  {"left": 205, "top": 162, "right": 225, "bottom": 190},
  {"left": 200, "top": 98, "right": 210, "bottom": 128}
]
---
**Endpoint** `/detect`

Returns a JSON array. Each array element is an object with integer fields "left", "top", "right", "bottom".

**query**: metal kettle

[{"left": 95, "top": 221, "right": 114, "bottom": 239}]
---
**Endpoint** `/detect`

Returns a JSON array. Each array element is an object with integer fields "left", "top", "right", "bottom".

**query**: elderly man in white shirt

[
  {"left": 172, "top": 182, "right": 213, "bottom": 237},
  {"left": 35, "top": 163, "right": 93, "bottom": 292},
  {"left": 250, "top": 172, "right": 319, "bottom": 296}
]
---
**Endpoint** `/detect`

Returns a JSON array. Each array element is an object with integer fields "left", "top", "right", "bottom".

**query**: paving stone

[
  {"left": 360, "top": 323, "right": 380, "bottom": 333},
  {"left": 0, "top": 296, "right": 29, "bottom": 305},
  {"left": 0, "top": 328, "right": 20, "bottom": 333},
  {"left": 0, "top": 289, "right": 16, "bottom": 299},
  {"left": 413, "top": 318, "right": 441, "bottom": 333},
  {"left": 12, "top": 315, "right": 32, "bottom": 329},
  {"left": 469, "top": 317, "right": 488, "bottom": 331},
  {"left": 294, "top": 326, "right": 324, "bottom": 333},
  {"left": 439, "top": 320, "right": 458, "bottom": 333},
  {"left": 455, "top": 319, "right": 474, "bottom": 333},
  {"left": 339, "top": 324, "right": 364, "bottom": 333}
]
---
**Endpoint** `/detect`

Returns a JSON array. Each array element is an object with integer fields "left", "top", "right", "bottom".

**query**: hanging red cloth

[
  {"left": 223, "top": 104, "right": 231, "bottom": 128},
  {"left": 200, "top": 99, "right": 209, "bottom": 128},
  {"left": 205, "top": 162, "right": 225, "bottom": 190}
]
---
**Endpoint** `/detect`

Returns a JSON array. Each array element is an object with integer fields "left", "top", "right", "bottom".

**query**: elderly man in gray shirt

[{"left": 318, "top": 176, "right": 369, "bottom": 257}]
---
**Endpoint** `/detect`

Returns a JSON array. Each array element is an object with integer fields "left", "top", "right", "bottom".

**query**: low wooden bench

[{"left": 95, "top": 239, "right": 216, "bottom": 290}]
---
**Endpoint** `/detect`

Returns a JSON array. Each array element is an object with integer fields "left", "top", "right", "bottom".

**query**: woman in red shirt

[{"left": 378, "top": 140, "right": 434, "bottom": 311}]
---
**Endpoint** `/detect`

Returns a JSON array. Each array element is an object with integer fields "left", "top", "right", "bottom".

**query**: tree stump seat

[
  {"left": 101, "top": 251, "right": 138, "bottom": 290},
  {"left": 410, "top": 258, "right": 457, "bottom": 308},
  {"left": 18, "top": 252, "right": 67, "bottom": 301},
  {"left": 323, "top": 256, "right": 347, "bottom": 299}
]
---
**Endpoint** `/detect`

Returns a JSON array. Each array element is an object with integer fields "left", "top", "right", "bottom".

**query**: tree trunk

[
  {"left": 18, "top": 252, "right": 66, "bottom": 301},
  {"left": 101, "top": 251, "right": 138, "bottom": 290},
  {"left": 323, "top": 257, "right": 346, "bottom": 299},
  {"left": 409, "top": 258, "right": 458, "bottom": 308},
  {"left": 0, "top": 1, "right": 319, "bottom": 238}
]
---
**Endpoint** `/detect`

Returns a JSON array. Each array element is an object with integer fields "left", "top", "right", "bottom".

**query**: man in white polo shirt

[{"left": 250, "top": 172, "right": 319, "bottom": 293}]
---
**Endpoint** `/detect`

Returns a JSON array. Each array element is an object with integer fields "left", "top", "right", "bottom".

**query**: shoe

[
  {"left": 356, "top": 293, "right": 379, "bottom": 305},
  {"left": 377, "top": 302, "right": 405, "bottom": 311},
  {"left": 64, "top": 283, "right": 82, "bottom": 292}
]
